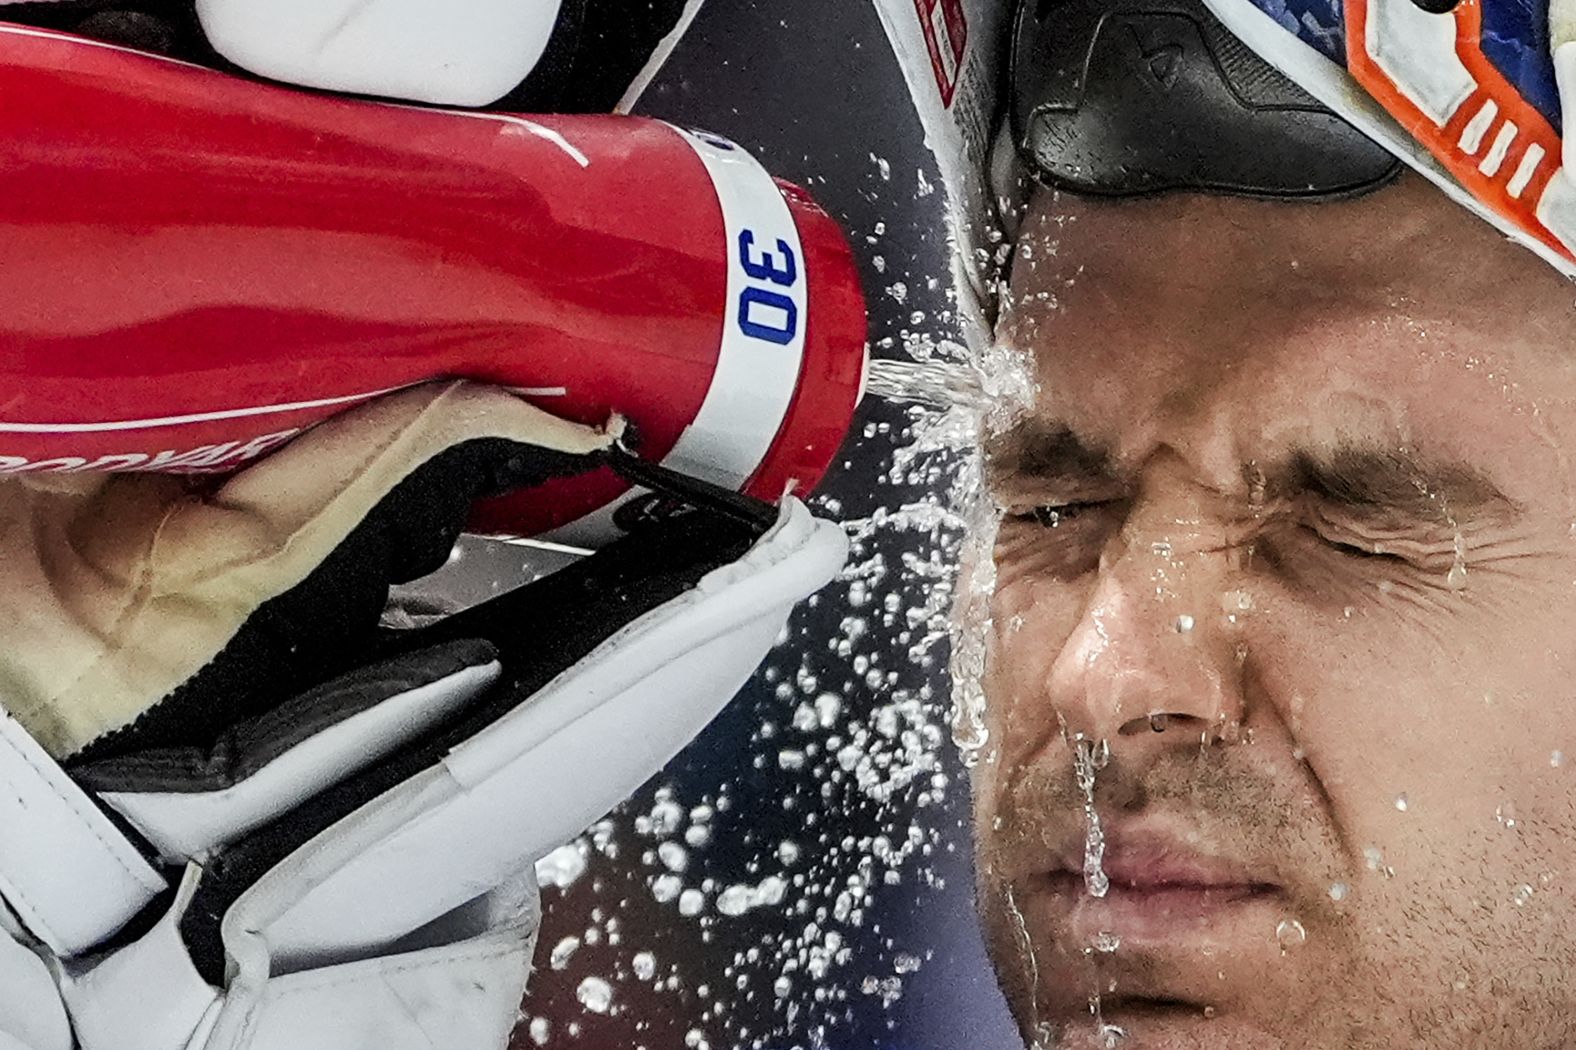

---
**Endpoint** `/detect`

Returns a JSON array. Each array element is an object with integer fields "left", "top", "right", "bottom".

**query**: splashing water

[
  {"left": 863, "top": 356, "right": 991, "bottom": 411},
  {"left": 864, "top": 349, "right": 1033, "bottom": 420},
  {"left": 859, "top": 347, "right": 1034, "bottom": 771},
  {"left": 1077, "top": 737, "right": 1120, "bottom": 1046},
  {"left": 523, "top": 332, "right": 1035, "bottom": 1047},
  {"left": 1074, "top": 738, "right": 1111, "bottom": 898},
  {"left": 575, "top": 976, "right": 614, "bottom": 1014},
  {"left": 1005, "top": 883, "right": 1054, "bottom": 1050}
]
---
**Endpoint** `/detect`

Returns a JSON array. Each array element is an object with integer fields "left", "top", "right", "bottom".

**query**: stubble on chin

[{"left": 973, "top": 830, "right": 1576, "bottom": 1050}]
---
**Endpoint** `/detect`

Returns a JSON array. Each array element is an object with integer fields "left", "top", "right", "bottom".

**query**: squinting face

[{"left": 973, "top": 173, "right": 1576, "bottom": 1050}]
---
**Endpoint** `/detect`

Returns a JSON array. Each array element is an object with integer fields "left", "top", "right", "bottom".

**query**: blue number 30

[
  {"left": 737, "top": 229, "right": 799, "bottom": 346},
  {"left": 739, "top": 230, "right": 798, "bottom": 287}
]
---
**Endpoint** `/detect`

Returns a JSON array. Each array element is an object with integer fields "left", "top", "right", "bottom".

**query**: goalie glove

[{"left": 0, "top": 381, "right": 848, "bottom": 1050}]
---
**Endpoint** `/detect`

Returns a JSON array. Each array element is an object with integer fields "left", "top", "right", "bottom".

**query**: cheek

[
  {"left": 989, "top": 520, "right": 1098, "bottom": 640},
  {"left": 984, "top": 568, "right": 1086, "bottom": 760},
  {"left": 1246, "top": 590, "right": 1576, "bottom": 881}
]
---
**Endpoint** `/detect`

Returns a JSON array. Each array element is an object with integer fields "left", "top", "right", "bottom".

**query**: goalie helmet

[{"left": 1004, "top": 0, "right": 1576, "bottom": 279}]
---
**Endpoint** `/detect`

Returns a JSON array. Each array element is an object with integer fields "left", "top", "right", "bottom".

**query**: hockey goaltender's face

[{"left": 973, "top": 172, "right": 1576, "bottom": 1050}]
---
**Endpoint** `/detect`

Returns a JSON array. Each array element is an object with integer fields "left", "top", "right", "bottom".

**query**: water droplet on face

[
  {"left": 1202, "top": 1005, "right": 1217, "bottom": 1019},
  {"left": 1074, "top": 738, "right": 1111, "bottom": 898},
  {"left": 1362, "top": 845, "right": 1393, "bottom": 876},
  {"left": 1496, "top": 802, "right": 1519, "bottom": 829},
  {"left": 1222, "top": 590, "right": 1254, "bottom": 613},
  {"left": 1394, "top": 793, "right": 1409, "bottom": 812},
  {"left": 1150, "top": 540, "right": 1173, "bottom": 559},
  {"left": 1090, "top": 931, "right": 1121, "bottom": 954},
  {"left": 1275, "top": 919, "right": 1307, "bottom": 954},
  {"left": 1328, "top": 881, "right": 1349, "bottom": 902},
  {"left": 1098, "top": 1025, "right": 1129, "bottom": 1048},
  {"left": 1148, "top": 712, "right": 1169, "bottom": 733},
  {"left": 1552, "top": 750, "right": 1565, "bottom": 768},
  {"left": 1447, "top": 534, "right": 1469, "bottom": 590},
  {"left": 1513, "top": 883, "right": 1535, "bottom": 906},
  {"left": 1088, "top": 1007, "right": 1128, "bottom": 1050},
  {"left": 1175, "top": 614, "right": 1195, "bottom": 633}
]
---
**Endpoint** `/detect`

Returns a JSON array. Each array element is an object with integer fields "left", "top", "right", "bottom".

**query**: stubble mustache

[{"left": 981, "top": 744, "right": 1345, "bottom": 906}]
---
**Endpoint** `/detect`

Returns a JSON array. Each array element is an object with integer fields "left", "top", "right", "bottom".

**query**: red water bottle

[{"left": 0, "top": 24, "right": 868, "bottom": 544}]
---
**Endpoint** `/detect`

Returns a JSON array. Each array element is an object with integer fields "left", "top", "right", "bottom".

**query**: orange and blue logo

[{"left": 1245, "top": 0, "right": 1576, "bottom": 265}]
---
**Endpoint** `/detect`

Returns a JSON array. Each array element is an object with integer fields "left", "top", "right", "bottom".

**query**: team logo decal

[{"left": 1344, "top": 0, "right": 1576, "bottom": 259}]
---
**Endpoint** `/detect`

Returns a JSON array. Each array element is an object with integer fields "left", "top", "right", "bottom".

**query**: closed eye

[
  {"left": 996, "top": 499, "right": 1123, "bottom": 581},
  {"left": 1304, "top": 524, "right": 1404, "bottom": 561},
  {"left": 1016, "top": 501, "right": 1113, "bottom": 528}
]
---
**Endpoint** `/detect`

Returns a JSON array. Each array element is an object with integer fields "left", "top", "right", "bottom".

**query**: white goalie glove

[
  {"left": 0, "top": 382, "right": 846, "bottom": 1050},
  {"left": 0, "top": 0, "right": 700, "bottom": 110},
  {"left": 194, "top": 0, "right": 572, "bottom": 105}
]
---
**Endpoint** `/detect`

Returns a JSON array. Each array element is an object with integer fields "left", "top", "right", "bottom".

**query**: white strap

[
  {"left": 100, "top": 659, "right": 502, "bottom": 861},
  {"left": 251, "top": 501, "right": 846, "bottom": 963},
  {"left": 0, "top": 710, "right": 166, "bottom": 957},
  {"left": 0, "top": 903, "right": 72, "bottom": 1050}
]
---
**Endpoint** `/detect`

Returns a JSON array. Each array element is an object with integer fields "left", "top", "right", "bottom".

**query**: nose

[{"left": 1045, "top": 532, "right": 1246, "bottom": 755}]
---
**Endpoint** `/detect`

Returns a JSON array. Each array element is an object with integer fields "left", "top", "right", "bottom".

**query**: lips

[
  {"left": 1089, "top": 840, "right": 1277, "bottom": 894},
  {"left": 1037, "top": 830, "right": 1284, "bottom": 944},
  {"left": 994, "top": 820, "right": 1322, "bottom": 1033}
]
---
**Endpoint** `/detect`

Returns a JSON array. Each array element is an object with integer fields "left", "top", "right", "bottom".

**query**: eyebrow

[
  {"left": 983, "top": 421, "right": 1118, "bottom": 491},
  {"left": 986, "top": 421, "right": 1519, "bottom": 525},
  {"left": 1272, "top": 447, "right": 1519, "bottom": 526}
]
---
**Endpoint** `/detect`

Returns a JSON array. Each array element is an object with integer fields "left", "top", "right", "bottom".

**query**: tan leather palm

[{"left": 0, "top": 381, "right": 616, "bottom": 758}]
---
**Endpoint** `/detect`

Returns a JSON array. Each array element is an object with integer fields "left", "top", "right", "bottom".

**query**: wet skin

[{"left": 974, "top": 173, "right": 1576, "bottom": 1049}]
